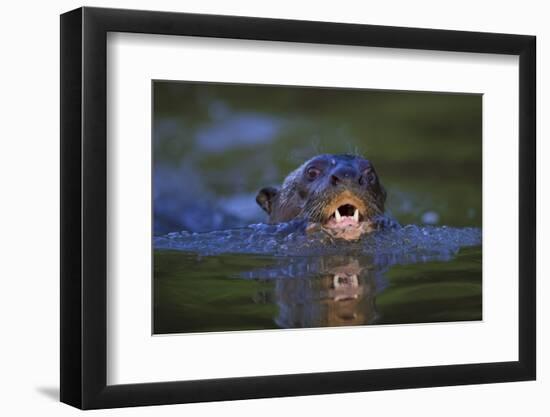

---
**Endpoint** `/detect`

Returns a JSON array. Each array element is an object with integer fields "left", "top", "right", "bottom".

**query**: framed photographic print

[{"left": 60, "top": 6, "right": 536, "bottom": 409}]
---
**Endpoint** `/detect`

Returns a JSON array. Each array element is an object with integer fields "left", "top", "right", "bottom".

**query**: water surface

[{"left": 154, "top": 225, "right": 481, "bottom": 333}]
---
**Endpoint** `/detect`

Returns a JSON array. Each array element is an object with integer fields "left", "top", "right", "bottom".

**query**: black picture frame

[{"left": 60, "top": 6, "right": 536, "bottom": 410}]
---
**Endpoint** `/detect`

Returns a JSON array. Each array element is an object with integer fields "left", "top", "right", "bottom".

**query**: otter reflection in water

[{"left": 246, "top": 256, "right": 385, "bottom": 329}]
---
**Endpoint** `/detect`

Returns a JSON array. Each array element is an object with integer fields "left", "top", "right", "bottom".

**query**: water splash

[{"left": 154, "top": 223, "right": 481, "bottom": 265}]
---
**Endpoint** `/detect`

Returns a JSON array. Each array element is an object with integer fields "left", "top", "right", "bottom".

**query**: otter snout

[{"left": 330, "top": 165, "right": 359, "bottom": 186}]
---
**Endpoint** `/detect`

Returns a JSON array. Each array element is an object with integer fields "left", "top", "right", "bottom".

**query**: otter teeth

[{"left": 333, "top": 207, "right": 360, "bottom": 223}]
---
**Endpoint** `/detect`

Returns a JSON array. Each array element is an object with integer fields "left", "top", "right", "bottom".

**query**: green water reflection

[{"left": 154, "top": 247, "right": 481, "bottom": 333}]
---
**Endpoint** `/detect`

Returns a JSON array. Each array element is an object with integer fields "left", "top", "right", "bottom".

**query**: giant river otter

[{"left": 256, "top": 154, "right": 395, "bottom": 240}]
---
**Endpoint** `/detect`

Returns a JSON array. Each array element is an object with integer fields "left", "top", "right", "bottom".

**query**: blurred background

[{"left": 153, "top": 81, "right": 482, "bottom": 235}]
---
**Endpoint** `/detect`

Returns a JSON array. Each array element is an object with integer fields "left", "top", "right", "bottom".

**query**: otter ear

[{"left": 256, "top": 186, "right": 279, "bottom": 214}]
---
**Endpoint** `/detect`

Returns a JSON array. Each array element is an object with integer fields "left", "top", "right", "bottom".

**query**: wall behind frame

[{"left": 0, "top": 0, "right": 544, "bottom": 416}]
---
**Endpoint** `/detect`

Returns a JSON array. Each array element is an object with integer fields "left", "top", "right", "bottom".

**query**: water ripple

[{"left": 154, "top": 223, "right": 481, "bottom": 265}]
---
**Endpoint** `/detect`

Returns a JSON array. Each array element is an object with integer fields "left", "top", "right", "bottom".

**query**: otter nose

[{"left": 330, "top": 166, "right": 358, "bottom": 186}]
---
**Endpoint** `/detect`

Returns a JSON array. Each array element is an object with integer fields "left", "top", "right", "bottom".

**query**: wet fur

[{"left": 256, "top": 154, "right": 387, "bottom": 226}]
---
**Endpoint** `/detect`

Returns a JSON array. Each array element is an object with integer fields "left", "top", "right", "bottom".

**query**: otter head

[{"left": 256, "top": 154, "right": 387, "bottom": 240}]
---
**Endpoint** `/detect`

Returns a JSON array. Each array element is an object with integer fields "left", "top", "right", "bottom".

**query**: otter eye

[
  {"left": 306, "top": 167, "right": 321, "bottom": 180},
  {"left": 361, "top": 168, "right": 376, "bottom": 185}
]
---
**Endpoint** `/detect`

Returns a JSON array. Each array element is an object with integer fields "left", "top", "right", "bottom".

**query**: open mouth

[
  {"left": 324, "top": 203, "right": 364, "bottom": 229},
  {"left": 316, "top": 191, "right": 370, "bottom": 240}
]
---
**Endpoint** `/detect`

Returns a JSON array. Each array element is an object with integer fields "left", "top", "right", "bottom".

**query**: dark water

[
  {"left": 154, "top": 248, "right": 481, "bottom": 333},
  {"left": 153, "top": 225, "right": 482, "bottom": 333},
  {"left": 152, "top": 82, "right": 482, "bottom": 334}
]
